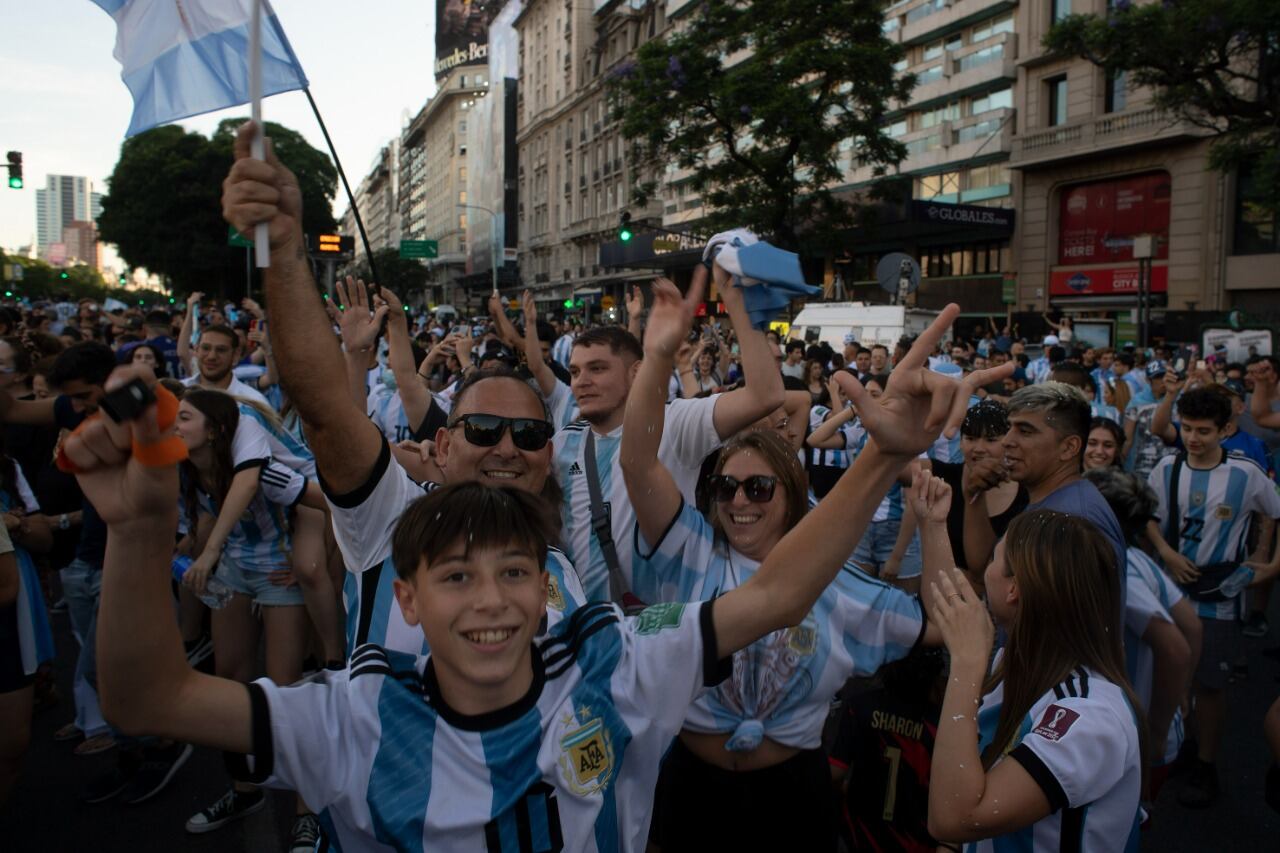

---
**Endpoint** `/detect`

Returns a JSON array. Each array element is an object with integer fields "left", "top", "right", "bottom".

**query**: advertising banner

[
  {"left": 435, "top": 0, "right": 499, "bottom": 78},
  {"left": 1049, "top": 264, "right": 1168, "bottom": 296},
  {"left": 1058, "top": 172, "right": 1171, "bottom": 265}
]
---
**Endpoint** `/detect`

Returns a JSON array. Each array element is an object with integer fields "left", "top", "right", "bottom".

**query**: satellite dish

[{"left": 876, "top": 252, "right": 921, "bottom": 303}]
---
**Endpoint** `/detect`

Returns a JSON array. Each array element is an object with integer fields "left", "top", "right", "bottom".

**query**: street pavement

[{"left": 4, "top": 589, "right": 1279, "bottom": 851}]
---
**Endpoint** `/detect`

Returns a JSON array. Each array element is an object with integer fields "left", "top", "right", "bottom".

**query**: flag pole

[
  {"left": 302, "top": 87, "right": 379, "bottom": 286},
  {"left": 249, "top": 0, "right": 269, "bottom": 268}
]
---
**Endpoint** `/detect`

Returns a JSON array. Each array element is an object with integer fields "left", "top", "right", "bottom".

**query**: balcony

[
  {"left": 844, "top": 109, "right": 1013, "bottom": 185},
  {"left": 900, "top": 0, "right": 1017, "bottom": 45},
  {"left": 1011, "top": 107, "right": 1207, "bottom": 170}
]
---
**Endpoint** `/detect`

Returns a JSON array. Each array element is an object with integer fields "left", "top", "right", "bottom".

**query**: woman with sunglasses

[{"left": 621, "top": 280, "right": 950, "bottom": 852}]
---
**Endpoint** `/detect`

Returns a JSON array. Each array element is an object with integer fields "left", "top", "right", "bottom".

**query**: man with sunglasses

[
  {"left": 220, "top": 123, "right": 584, "bottom": 659},
  {"left": 556, "top": 264, "right": 784, "bottom": 602}
]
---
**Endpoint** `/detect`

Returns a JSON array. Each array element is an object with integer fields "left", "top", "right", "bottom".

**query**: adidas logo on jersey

[{"left": 568, "top": 462, "right": 583, "bottom": 476}]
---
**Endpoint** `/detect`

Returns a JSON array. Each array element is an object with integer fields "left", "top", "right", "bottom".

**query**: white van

[{"left": 787, "top": 303, "right": 941, "bottom": 350}]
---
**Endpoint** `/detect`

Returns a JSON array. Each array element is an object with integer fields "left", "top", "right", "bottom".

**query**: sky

[{"left": 0, "top": 0, "right": 437, "bottom": 253}]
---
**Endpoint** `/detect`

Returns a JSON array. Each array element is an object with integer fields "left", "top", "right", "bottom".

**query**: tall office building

[{"left": 36, "top": 175, "right": 94, "bottom": 260}]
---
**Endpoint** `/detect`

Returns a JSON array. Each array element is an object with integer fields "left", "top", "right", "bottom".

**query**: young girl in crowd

[{"left": 1085, "top": 417, "right": 1126, "bottom": 471}]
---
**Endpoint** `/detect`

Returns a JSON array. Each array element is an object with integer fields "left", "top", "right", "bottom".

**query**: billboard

[
  {"left": 1058, "top": 172, "right": 1171, "bottom": 265},
  {"left": 1049, "top": 264, "right": 1168, "bottom": 297},
  {"left": 435, "top": 0, "right": 500, "bottom": 78}
]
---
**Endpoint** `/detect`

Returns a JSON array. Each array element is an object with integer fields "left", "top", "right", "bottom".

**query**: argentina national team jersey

[
  {"left": 553, "top": 395, "right": 721, "bottom": 602},
  {"left": 323, "top": 439, "right": 586, "bottom": 657},
  {"left": 1148, "top": 451, "right": 1280, "bottom": 620},
  {"left": 1124, "top": 547, "right": 1186, "bottom": 765},
  {"left": 195, "top": 487, "right": 291, "bottom": 572},
  {"left": 845, "top": 421, "right": 919, "bottom": 523},
  {"left": 367, "top": 386, "right": 416, "bottom": 445},
  {"left": 237, "top": 401, "right": 316, "bottom": 478},
  {"left": 632, "top": 502, "right": 924, "bottom": 749},
  {"left": 971, "top": 656, "right": 1142, "bottom": 853},
  {"left": 227, "top": 600, "right": 728, "bottom": 852}
]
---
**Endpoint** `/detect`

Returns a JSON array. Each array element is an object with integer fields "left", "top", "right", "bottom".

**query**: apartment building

[
  {"left": 399, "top": 67, "right": 491, "bottom": 307},
  {"left": 341, "top": 142, "right": 400, "bottom": 265},
  {"left": 36, "top": 174, "right": 94, "bottom": 260},
  {"left": 514, "top": 0, "right": 665, "bottom": 315}
]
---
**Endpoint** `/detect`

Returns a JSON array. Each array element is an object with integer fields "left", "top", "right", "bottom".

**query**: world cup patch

[{"left": 1032, "top": 704, "right": 1080, "bottom": 742}]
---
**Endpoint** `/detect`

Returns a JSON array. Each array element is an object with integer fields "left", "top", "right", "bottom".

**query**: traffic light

[
  {"left": 3, "top": 291, "right": 11, "bottom": 298},
  {"left": 59, "top": 271, "right": 68, "bottom": 280},
  {"left": 618, "top": 212, "right": 633, "bottom": 243},
  {"left": 119, "top": 274, "right": 127, "bottom": 285},
  {"left": 6, "top": 152, "right": 21, "bottom": 190},
  {"left": 169, "top": 297, "right": 176, "bottom": 304}
]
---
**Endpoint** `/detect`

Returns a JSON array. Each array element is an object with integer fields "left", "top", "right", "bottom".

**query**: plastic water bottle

[{"left": 171, "top": 555, "right": 235, "bottom": 609}]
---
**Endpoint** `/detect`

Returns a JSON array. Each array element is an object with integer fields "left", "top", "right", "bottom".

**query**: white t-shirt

[{"left": 182, "top": 373, "right": 270, "bottom": 408}]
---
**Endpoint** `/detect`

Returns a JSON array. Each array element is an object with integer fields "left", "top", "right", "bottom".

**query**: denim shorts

[
  {"left": 216, "top": 555, "right": 304, "bottom": 607},
  {"left": 852, "top": 519, "right": 922, "bottom": 579}
]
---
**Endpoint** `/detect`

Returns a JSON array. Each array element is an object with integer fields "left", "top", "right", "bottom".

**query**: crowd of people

[{"left": 3, "top": 122, "right": 1280, "bottom": 851}]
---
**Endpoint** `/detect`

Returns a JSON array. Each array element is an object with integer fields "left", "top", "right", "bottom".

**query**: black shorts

[
  {"left": 0, "top": 602, "right": 34, "bottom": 694},
  {"left": 650, "top": 737, "right": 837, "bottom": 852}
]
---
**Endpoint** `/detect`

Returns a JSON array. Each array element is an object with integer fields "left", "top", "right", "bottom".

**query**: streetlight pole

[{"left": 458, "top": 203, "right": 499, "bottom": 297}]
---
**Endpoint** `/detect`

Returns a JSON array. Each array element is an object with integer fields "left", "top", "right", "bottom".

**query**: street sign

[
  {"left": 228, "top": 225, "right": 254, "bottom": 248},
  {"left": 400, "top": 239, "right": 439, "bottom": 259},
  {"left": 312, "top": 234, "right": 354, "bottom": 254}
]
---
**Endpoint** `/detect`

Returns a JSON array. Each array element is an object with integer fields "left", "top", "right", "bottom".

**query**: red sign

[
  {"left": 1058, "top": 172, "right": 1171, "bottom": 265},
  {"left": 1049, "top": 264, "right": 1168, "bottom": 296}
]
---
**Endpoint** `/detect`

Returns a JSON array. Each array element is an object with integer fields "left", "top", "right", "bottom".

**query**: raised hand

[
  {"left": 833, "top": 304, "right": 1013, "bottom": 458},
  {"left": 221, "top": 122, "right": 304, "bottom": 252},
  {"left": 241, "top": 297, "right": 265, "bottom": 319},
  {"left": 334, "top": 276, "right": 387, "bottom": 354},
  {"left": 908, "top": 468, "right": 953, "bottom": 525},
  {"left": 644, "top": 269, "right": 706, "bottom": 359},
  {"left": 522, "top": 289, "right": 537, "bottom": 329},
  {"left": 624, "top": 285, "right": 643, "bottom": 319},
  {"left": 827, "top": 375, "right": 845, "bottom": 410},
  {"left": 929, "top": 567, "right": 994, "bottom": 670},
  {"left": 376, "top": 287, "right": 408, "bottom": 335},
  {"left": 186, "top": 291, "right": 205, "bottom": 311},
  {"left": 59, "top": 366, "right": 180, "bottom": 529}
]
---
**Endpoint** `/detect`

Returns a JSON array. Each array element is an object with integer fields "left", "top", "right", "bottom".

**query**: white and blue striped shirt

[
  {"left": 324, "top": 440, "right": 586, "bottom": 656},
  {"left": 230, "top": 600, "right": 727, "bottom": 852},
  {"left": 632, "top": 502, "right": 924, "bottom": 750},
  {"left": 1148, "top": 451, "right": 1280, "bottom": 620},
  {"left": 970, "top": 658, "right": 1142, "bottom": 853},
  {"left": 551, "top": 333, "right": 575, "bottom": 370},
  {"left": 553, "top": 395, "right": 721, "bottom": 602},
  {"left": 1124, "top": 546, "right": 1185, "bottom": 765}
]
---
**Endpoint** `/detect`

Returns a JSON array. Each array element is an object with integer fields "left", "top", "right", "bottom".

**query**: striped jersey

[
  {"left": 1124, "top": 546, "right": 1185, "bottom": 765},
  {"left": 228, "top": 600, "right": 728, "bottom": 852},
  {"left": 805, "top": 405, "right": 852, "bottom": 501},
  {"left": 3, "top": 468, "right": 54, "bottom": 677},
  {"left": 367, "top": 386, "right": 416, "bottom": 445},
  {"left": 1026, "top": 356, "right": 1052, "bottom": 385},
  {"left": 553, "top": 395, "right": 721, "bottom": 602},
  {"left": 632, "top": 502, "right": 924, "bottom": 750},
  {"left": 230, "top": 415, "right": 307, "bottom": 508},
  {"left": 237, "top": 401, "right": 316, "bottom": 478},
  {"left": 193, "top": 480, "right": 291, "bottom": 573},
  {"left": 545, "top": 379, "right": 580, "bottom": 432},
  {"left": 845, "top": 422, "right": 918, "bottom": 523},
  {"left": 323, "top": 439, "right": 586, "bottom": 657},
  {"left": 1148, "top": 451, "right": 1280, "bottom": 620},
  {"left": 969, "top": 659, "right": 1142, "bottom": 853},
  {"left": 552, "top": 333, "right": 575, "bottom": 369},
  {"left": 181, "top": 373, "right": 270, "bottom": 408}
]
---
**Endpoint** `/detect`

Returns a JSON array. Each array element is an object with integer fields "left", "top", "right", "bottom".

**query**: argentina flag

[{"left": 90, "top": 0, "right": 308, "bottom": 137}]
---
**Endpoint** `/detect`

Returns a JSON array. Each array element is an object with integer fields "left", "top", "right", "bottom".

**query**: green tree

[
  {"left": 349, "top": 248, "right": 430, "bottom": 302},
  {"left": 607, "top": 0, "right": 913, "bottom": 252},
  {"left": 1046, "top": 0, "right": 1280, "bottom": 210},
  {"left": 98, "top": 119, "right": 337, "bottom": 298}
]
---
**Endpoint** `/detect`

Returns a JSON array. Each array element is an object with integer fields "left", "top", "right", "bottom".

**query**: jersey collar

[{"left": 421, "top": 646, "right": 546, "bottom": 732}]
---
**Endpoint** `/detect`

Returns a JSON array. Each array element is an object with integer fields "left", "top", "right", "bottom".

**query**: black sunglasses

[
  {"left": 449, "top": 414, "right": 554, "bottom": 451},
  {"left": 707, "top": 474, "right": 778, "bottom": 504}
]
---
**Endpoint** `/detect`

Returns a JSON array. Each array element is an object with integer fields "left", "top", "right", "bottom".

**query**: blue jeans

[{"left": 59, "top": 560, "right": 108, "bottom": 738}]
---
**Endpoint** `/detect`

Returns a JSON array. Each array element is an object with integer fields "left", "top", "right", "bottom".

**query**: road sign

[
  {"left": 400, "top": 239, "right": 438, "bottom": 259},
  {"left": 228, "top": 226, "right": 254, "bottom": 248}
]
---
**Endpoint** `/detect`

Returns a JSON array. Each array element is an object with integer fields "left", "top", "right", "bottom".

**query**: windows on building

[
  {"left": 957, "top": 43, "right": 1004, "bottom": 73},
  {"left": 1234, "top": 164, "right": 1280, "bottom": 255},
  {"left": 1046, "top": 76, "right": 1068, "bottom": 126},
  {"left": 1104, "top": 69, "right": 1127, "bottom": 113},
  {"left": 971, "top": 87, "right": 1013, "bottom": 115},
  {"left": 1051, "top": 0, "right": 1071, "bottom": 22}
]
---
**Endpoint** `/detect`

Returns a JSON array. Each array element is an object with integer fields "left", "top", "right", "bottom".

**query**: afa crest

[
  {"left": 546, "top": 575, "right": 566, "bottom": 611},
  {"left": 557, "top": 712, "right": 615, "bottom": 796},
  {"left": 786, "top": 621, "right": 818, "bottom": 656}
]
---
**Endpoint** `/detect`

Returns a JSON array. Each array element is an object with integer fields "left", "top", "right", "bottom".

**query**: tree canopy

[
  {"left": 1046, "top": 0, "right": 1280, "bottom": 211},
  {"left": 348, "top": 248, "right": 429, "bottom": 302},
  {"left": 607, "top": 0, "right": 913, "bottom": 252},
  {"left": 97, "top": 119, "right": 338, "bottom": 298}
]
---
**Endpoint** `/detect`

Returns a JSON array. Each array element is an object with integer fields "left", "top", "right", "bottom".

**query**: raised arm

[
  {"left": 519, "top": 290, "right": 558, "bottom": 397},
  {"left": 625, "top": 284, "right": 643, "bottom": 341},
  {"left": 64, "top": 367, "right": 251, "bottom": 752},
  {"left": 223, "top": 129, "right": 385, "bottom": 495},
  {"left": 177, "top": 291, "right": 202, "bottom": 376},
  {"left": 807, "top": 381, "right": 856, "bottom": 449},
  {"left": 620, "top": 274, "right": 703, "bottom": 548},
  {"left": 1250, "top": 371, "right": 1280, "bottom": 429},
  {"left": 709, "top": 263, "right": 785, "bottom": 439},
  {"left": 488, "top": 293, "right": 521, "bottom": 350},
  {"left": 1150, "top": 372, "right": 1181, "bottom": 444},
  {"left": 377, "top": 287, "right": 430, "bottom": 433},
  {"left": 713, "top": 305, "right": 1014, "bottom": 656}
]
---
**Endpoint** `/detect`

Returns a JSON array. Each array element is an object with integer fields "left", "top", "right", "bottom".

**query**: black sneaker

[
  {"left": 1243, "top": 612, "right": 1269, "bottom": 639},
  {"left": 119, "top": 742, "right": 193, "bottom": 805},
  {"left": 288, "top": 813, "right": 323, "bottom": 853},
  {"left": 185, "top": 788, "right": 266, "bottom": 833},
  {"left": 1177, "top": 759, "right": 1219, "bottom": 809},
  {"left": 80, "top": 765, "right": 136, "bottom": 804}
]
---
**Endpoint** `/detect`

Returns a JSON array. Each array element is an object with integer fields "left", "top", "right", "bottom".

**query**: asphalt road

[{"left": 4, "top": 592, "right": 1279, "bottom": 851}]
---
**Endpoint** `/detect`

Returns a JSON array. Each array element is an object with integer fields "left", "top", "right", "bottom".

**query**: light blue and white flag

[{"left": 90, "top": 0, "right": 308, "bottom": 137}]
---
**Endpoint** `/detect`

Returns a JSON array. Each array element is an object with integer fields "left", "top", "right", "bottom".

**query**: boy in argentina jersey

[
  {"left": 553, "top": 269, "right": 784, "bottom": 602},
  {"left": 1146, "top": 387, "right": 1280, "bottom": 806}
]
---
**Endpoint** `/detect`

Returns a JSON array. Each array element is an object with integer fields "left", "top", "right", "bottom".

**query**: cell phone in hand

[
  {"left": 1195, "top": 360, "right": 1207, "bottom": 371},
  {"left": 100, "top": 379, "right": 156, "bottom": 424}
]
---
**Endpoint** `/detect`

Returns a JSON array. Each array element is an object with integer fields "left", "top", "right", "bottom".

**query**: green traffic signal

[
  {"left": 59, "top": 272, "right": 68, "bottom": 279},
  {"left": 618, "top": 211, "right": 633, "bottom": 242},
  {"left": 7, "top": 176, "right": 21, "bottom": 190},
  {"left": 3, "top": 291, "right": 11, "bottom": 298},
  {"left": 169, "top": 297, "right": 176, "bottom": 304}
]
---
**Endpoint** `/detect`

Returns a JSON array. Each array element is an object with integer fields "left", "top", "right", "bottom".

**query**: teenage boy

[
  {"left": 1147, "top": 387, "right": 1280, "bottom": 808},
  {"left": 76, "top": 296, "right": 995, "bottom": 850}
]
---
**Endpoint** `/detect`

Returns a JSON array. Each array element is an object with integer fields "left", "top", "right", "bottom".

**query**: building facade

[
  {"left": 35, "top": 175, "right": 93, "bottom": 260},
  {"left": 514, "top": 0, "right": 665, "bottom": 317},
  {"left": 342, "top": 142, "right": 400, "bottom": 264}
]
